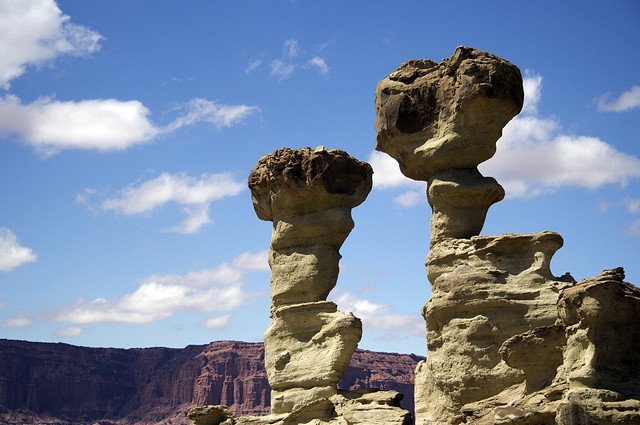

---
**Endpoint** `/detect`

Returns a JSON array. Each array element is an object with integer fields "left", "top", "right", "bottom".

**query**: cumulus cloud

[
  {"left": 54, "top": 326, "right": 82, "bottom": 337},
  {"left": 0, "top": 96, "right": 258, "bottom": 155},
  {"left": 97, "top": 171, "right": 245, "bottom": 233},
  {"left": 598, "top": 85, "right": 640, "bottom": 112},
  {"left": 200, "top": 315, "right": 230, "bottom": 330},
  {"left": 335, "top": 293, "right": 423, "bottom": 337},
  {"left": 367, "top": 151, "right": 424, "bottom": 190},
  {"left": 57, "top": 251, "right": 268, "bottom": 325},
  {"left": 521, "top": 71, "right": 543, "bottom": 114},
  {"left": 3, "top": 317, "right": 33, "bottom": 328},
  {"left": 480, "top": 73, "right": 640, "bottom": 198},
  {"left": 306, "top": 56, "right": 329, "bottom": 77},
  {"left": 0, "top": 227, "right": 37, "bottom": 272},
  {"left": 0, "top": 0, "right": 103, "bottom": 89}
]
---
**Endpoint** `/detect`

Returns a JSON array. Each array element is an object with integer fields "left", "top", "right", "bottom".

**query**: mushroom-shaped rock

[
  {"left": 247, "top": 147, "right": 372, "bottom": 415},
  {"left": 249, "top": 146, "right": 372, "bottom": 223},
  {"left": 375, "top": 46, "right": 524, "bottom": 181}
]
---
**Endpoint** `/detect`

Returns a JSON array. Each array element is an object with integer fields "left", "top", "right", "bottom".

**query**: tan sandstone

[
  {"left": 189, "top": 147, "right": 410, "bottom": 424},
  {"left": 376, "top": 46, "right": 639, "bottom": 424}
]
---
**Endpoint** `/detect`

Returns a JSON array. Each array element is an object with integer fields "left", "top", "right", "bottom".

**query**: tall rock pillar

[
  {"left": 375, "top": 46, "right": 573, "bottom": 424},
  {"left": 248, "top": 146, "right": 371, "bottom": 415},
  {"left": 190, "top": 146, "right": 411, "bottom": 425}
]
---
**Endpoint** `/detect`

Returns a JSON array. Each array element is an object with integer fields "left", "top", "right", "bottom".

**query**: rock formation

[
  {"left": 188, "top": 147, "right": 410, "bottom": 424},
  {"left": 375, "top": 46, "right": 640, "bottom": 424},
  {"left": 0, "top": 339, "right": 421, "bottom": 424}
]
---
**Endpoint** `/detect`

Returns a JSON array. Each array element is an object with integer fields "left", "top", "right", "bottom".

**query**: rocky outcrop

[
  {"left": 0, "top": 339, "right": 421, "bottom": 424},
  {"left": 375, "top": 46, "right": 522, "bottom": 244},
  {"left": 248, "top": 147, "right": 371, "bottom": 415},
  {"left": 211, "top": 147, "right": 410, "bottom": 425},
  {"left": 554, "top": 268, "right": 640, "bottom": 424},
  {"left": 375, "top": 46, "right": 639, "bottom": 424}
]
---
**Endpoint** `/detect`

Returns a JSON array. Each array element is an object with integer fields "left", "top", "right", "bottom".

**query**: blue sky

[{"left": 0, "top": 0, "right": 638, "bottom": 355}]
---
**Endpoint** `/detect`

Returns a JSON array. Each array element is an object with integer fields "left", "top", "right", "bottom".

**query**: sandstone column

[
  {"left": 248, "top": 146, "right": 371, "bottom": 415},
  {"left": 375, "top": 46, "right": 574, "bottom": 424}
]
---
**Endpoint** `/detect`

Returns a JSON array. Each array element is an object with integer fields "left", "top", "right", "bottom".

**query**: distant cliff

[{"left": 0, "top": 339, "right": 422, "bottom": 425}]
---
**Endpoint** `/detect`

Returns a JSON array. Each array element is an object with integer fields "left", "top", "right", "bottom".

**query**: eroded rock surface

[
  {"left": 375, "top": 45, "right": 523, "bottom": 182},
  {"left": 555, "top": 268, "right": 640, "bottom": 424},
  {"left": 248, "top": 147, "right": 371, "bottom": 415},
  {"left": 376, "top": 46, "right": 640, "bottom": 424},
  {"left": 416, "top": 232, "right": 574, "bottom": 424},
  {"left": 189, "top": 147, "right": 410, "bottom": 425}
]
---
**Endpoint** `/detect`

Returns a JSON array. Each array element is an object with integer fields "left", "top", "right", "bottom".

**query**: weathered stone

[
  {"left": 200, "top": 147, "right": 411, "bottom": 425},
  {"left": 555, "top": 268, "right": 640, "bottom": 424},
  {"left": 373, "top": 47, "right": 639, "bottom": 425},
  {"left": 500, "top": 324, "right": 566, "bottom": 393},
  {"left": 375, "top": 46, "right": 524, "bottom": 181},
  {"left": 265, "top": 302, "right": 361, "bottom": 394},
  {"left": 463, "top": 269, "right": 640, "bottom": 424},
  {"left": 427, "top": 169, "right": 504, "bottom": 243},
  {"left": 247, "top": 147, "right": 371, "bottom": 416},
  {"left": 248, "top": 146, "right": 372, "bottom": 221},
  {"left": 188, "top": 405, "right": 235, "bottom": 425}
]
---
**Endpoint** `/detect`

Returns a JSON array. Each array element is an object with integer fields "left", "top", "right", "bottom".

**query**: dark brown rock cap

[
  {"left": 375, "top": 46, "right": 524, "bottom": 181},
  {"left": 248, "top": 147, "right": 372, "bottom": 221}
]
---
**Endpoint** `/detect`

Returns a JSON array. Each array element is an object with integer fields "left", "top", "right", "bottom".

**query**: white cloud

[
  {"left": 54, "top": 326, "right": 82, "bottom": 337},
  {"left": 163, "top": 98, "right": 259, "bottom": 132},
  {"left": 96, "top": 171, "right": 245, "bottom": 233},
  {"left": 0, "top": 95, "right": 158, "bottom": 154},
  {"left": 367, "top": 151, "right": 425, "bottom": 190},
  {"left": 335, "top": 293, "right": 423, "bottom": 336},
  {"left": 3, "top": 317, "right": 33, "bottom": 328},
  {"left": 201, "top": 315, "right": 230, "bottom": 330},
  {"left": 245, "top": 58, "right": 262, "bottom": 74},
  {"left": 0, "top": 96, "right": 258, "bottom": 155},
  {"left": 0, "top": 0, "right": 103, "bottom": 89},
  {"left": 261, "top": 39, "right": 332, "bottom": 81},
  {"left": 57, "top": 251, "right": 268, "bottom": 325},
  {"left": 0, "top": 227, "right": 37, "bottom": 272},
  {"left": 270, "top": 59, "right": 296, "bottom": 80},
  {"left": 480, "top": 74, "right": 640, "bottom": 198},
  {"left": 625, "top": 198, "right": 640, "bottom": 214},
  {"left": 283, "top": 39, "right": 299, "bottom": 58},
  {"left": 522, "top": 71, "right": 543, "bottom": 114},
  {"left": 598, "top": 85, "right": 640, "bottom": 112},
  {"left": 168, "top": 204, "right": 211, "bottom": 234},
  {"left": 306, "top": 56, "right": 329, "bottom": 77},
  {"left": 393, "top": 190, "right": 424, "bottom": 208}
]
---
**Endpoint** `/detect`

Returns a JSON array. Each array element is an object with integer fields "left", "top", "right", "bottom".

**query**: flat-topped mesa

[
  {"left": 375, "top": 46, "right": 523, "bottom": 243},
  {"left": 248, "top": 147, "right": 371, "bottom": 415}
]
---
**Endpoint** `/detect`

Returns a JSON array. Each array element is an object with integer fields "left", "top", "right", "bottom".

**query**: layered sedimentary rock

[
  {"left": 465, "top": 269, "right": 640, "bottom": 425},
  {"left": 0, "top": 339, "right": 421, "bottom": 424},
  {"left": 190, "top": 147, "right": 410, "bottom": 424},
  {"left": 554, "top": 268, "right": 640, "bottom": 424},
  {"left": 248, "top": 147, "right": 371, "bottom": 415},
  {"left": 376, "top": 45, "right": 640, "bottom": 424}
]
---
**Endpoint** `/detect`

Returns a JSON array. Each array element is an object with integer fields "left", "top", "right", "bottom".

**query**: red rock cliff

[{"left": 0, "top": 339, "right": 421, "bottom": 424}]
